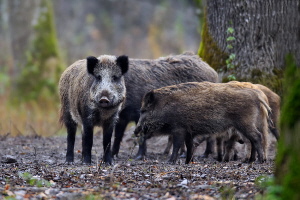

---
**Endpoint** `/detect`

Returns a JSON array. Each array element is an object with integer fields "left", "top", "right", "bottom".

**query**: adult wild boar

[
  {"left": 59, "top": 55, "right": 129, "bottom": 165},
  {"left": 111, "top": 52, "right": 218, "bottom": 159},
  {"left": 134, "top": 82, "right": 270, "bottom": 164}
]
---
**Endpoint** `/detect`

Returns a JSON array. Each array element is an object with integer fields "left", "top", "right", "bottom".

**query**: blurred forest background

[{"left": 0, "top": 0, "right": 201, "bottom": 136}]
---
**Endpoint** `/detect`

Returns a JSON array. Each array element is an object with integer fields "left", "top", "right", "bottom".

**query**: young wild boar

[
  {"left": 134, "top": 82, "right": 270, "bottom": 164},
  {"left": 219, "top": 81, "right": 281, "bottom": 162},
  {"left": 111, "top": 52, "right": 218, "bottom": 159},
  {"left": 59, "top": 55, "right": 129, "bottom": 165},
  {"left": 195, "top": 81, "right": 280, "bottom": 162}
]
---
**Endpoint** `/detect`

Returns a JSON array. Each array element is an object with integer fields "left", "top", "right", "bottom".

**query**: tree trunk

[
  {"left": 7, "top": 0, "right": 38, "bottom": 80},
  {"left": 13, "top": 0, "right": 63, "bottom": 103},
  {"left": 199, "top": 0, "right": 300, "bottom": 95}
]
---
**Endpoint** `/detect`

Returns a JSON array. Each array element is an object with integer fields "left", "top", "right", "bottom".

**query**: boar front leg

[
  {"left": 135, "top": 138, "right": 147, "bottom": 160},
  {"left": 103, "top": 121, "right": 114, "bottom": 165},
  {"left": 65, "top": 113, "right": 77, "bottom": 163},
  {"left": 82, "top": 124, "right": 94, "bottom": 164}
]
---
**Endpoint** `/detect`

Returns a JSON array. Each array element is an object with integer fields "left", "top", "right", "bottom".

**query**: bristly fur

[
  {"left": 111, "top": 52, "right": 219, "bottom": 158},
  {"left": 58, "top": 54, "right": 128, "bottom": 164},
  {"left": 135, "top": 81, "right": 270, "bottom": 164}
]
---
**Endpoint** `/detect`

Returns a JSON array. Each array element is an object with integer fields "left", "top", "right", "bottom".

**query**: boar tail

[
  {"left": 258, "top": 95, "right": 271, "bottom": 159},
  {"left": 58, "top": 107, "right": 65, "bottom": 128}
]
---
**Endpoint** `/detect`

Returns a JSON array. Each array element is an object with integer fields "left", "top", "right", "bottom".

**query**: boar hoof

[
  {"left": 199, "top": 153, "right": 209, "bottom": 159},
  {"left": 112, "top": 154, "right": 119, "bottom": 159},
  {"left": 179, "top": 153, "right": 186, "bottom": 158},
  {"left": 135, "top": 154, "right": 144, "bottom": 161},
  {"left": 65, "top": 161, "right": 74, "bottom": 165},
  {"left": 167, "top": 159, "right": 177, "bottom": 165},
  {"left": 233, "top": 154, "right": 238, "bottom": 161},
  {"left": 104, "top": 159, "right": 113, "bottom": 165},
  {"left": 82, "top": 161, "right": 92, "bottom": 165}
]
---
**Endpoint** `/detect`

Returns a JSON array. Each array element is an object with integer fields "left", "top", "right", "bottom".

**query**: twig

[
  {"left": 109, "top": 164, "right": 119, "bottom": 186},
  {"left": 0, "top": 132, "right": 10, "bottom": 141}
]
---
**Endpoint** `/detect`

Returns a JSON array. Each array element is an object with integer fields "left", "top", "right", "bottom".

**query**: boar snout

[
  {"left": 134, "top": 125, "right": 142, "bottom": 136},
  {"left": 99, "top": 96, "right": 110, "bottom": 108}
]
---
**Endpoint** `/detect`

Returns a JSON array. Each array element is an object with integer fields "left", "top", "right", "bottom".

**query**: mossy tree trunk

[
  {"left": 275, "top": 55, "right": 300, "bottom": 199},
  {"left": 13, "top": 0, "right": 63, "bottom": 103},
  {"left": 199, "top": 0, "right": 300, "bottom": 95}
]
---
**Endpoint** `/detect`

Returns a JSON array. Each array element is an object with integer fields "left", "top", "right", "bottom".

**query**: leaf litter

[{"left": 0, "top": 127, "right": 276, "bottom": 199}]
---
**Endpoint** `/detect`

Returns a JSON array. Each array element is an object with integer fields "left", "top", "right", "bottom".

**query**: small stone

[
  {"left": 1, "top": 155, "right": 17, "bottom": 163},
  {"left": 180, "top": 179, "right": 188, "bottom": 185}
]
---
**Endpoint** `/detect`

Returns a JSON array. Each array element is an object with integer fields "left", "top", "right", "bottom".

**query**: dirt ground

[{"left": 0, "top": 126, "right": 277, "bottom": 199}]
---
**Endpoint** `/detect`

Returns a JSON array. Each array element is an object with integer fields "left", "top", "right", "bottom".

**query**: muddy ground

[{"left": 0, "top": 126, "right": 276, "bottom": 199}]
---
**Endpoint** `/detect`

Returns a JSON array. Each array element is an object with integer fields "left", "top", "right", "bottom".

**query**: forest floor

[{"left": 0, "top": 126, "right": 276, "bottom": 199}]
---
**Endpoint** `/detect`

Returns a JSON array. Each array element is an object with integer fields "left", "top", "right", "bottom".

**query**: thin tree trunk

[{"left": 7, "top": 0, "right": 38, "bottom": 80}]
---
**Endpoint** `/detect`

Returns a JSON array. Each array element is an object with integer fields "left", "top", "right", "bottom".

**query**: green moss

[
  {"left": 236, "top": 69, "right": 284, "bottom": 98},
  {"left": 280, "top": 55, "right": 300, "bottom": 128},
  {"left": 198, "top": 9, "right": 228, "bottom": 73},
  {"left": 13, "top": 0, "right": 64, "bottom": 103},
  {"left": 256, "top": 73, "right": 284, "bottom": 97},
  {"left": 275, "top": 54, "right": 300, "bottom": 200},
  {"left": 251, "top": 69, "right": 263, "bottom": 78}
]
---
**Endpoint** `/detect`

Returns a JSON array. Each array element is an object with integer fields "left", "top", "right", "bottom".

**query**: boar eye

[
  {"left": 96, "top": 75, "right": 102, "bottom": 81},
  {"left": 140, "top": 109, "right": 146, "bottom": 114},
  {"left": 112, "top": 75, "right": 120, "bottom": 82}
]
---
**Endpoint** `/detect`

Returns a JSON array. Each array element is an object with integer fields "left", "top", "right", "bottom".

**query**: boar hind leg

[
  {"left": 65, "top": 113, "right": 77, "bottom": 163},
  {"left": 185, "top": 133, "right": 194, "bottom": 164},
  {"left": 245, "top": 130, "right": 265, "bottom": 163},
  {"left": 82, "top": 124, "right": 94, "bottom": 164},
  {"left": 163, "top": 136, "right": 173, "bottom": 155},
  {"left": 224, "top": 138, "right": 235, "bottom": 162},
  {"left": 168, "top": 128, "right": 185, "bottom": 164},
  {"left": 216, "top": 136, "right": 223, "bottom": 162},
  {"left": 103, "top": 121, "right": 114, "bottom": 165},
  {"left": 270, "top": 127, "right": 279, "bottom": 141},
  {"left": 201, "top": 137, "right": 215, "bottom": 158},
  {"left": 112, "top": 117, "right": 130, "bottom": 158}
]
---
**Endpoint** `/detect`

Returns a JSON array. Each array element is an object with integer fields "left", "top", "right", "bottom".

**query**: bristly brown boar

[
  {"left": 111, "top": 52, "right": 218, "bottom": 159},
  {"left": 59, "top": 55, "right": 128, "bottom": 165},
  {"left": 135, "top": 81, "right": 270, "bottom": 164}
]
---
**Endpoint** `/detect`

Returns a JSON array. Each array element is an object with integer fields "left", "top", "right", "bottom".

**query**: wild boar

[
  {"left": 134, "top": 82, "right": 270, "bottom": 164},
  {"left": 219, "top": 81, "right": 281, "bottom": 162},
  {"left": 192, "top": 82, "right": 280, "bottom": 162},
  {"left": 111, "top": 52, "right": 218, "bottom": 159},
  {"left": 59, "top": 55, "right": 129, "bottom": 165}
]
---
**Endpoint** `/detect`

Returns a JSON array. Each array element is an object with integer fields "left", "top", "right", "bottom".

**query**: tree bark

[
  {"left": 7, "top": 0, "right": 38, "bottom": 79},
  {"left": 199, "top": 0, "right": 300, "bottom": 95}
]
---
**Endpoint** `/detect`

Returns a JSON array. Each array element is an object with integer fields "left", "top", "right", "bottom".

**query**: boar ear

[
  {"left": 116, "top": 55, "right": 129, "bottom": 74},
  {"left": 87, "top": 56, "right": 98, "bottom": 75},
  {"left": 144, "top": 90, "right": 156, "bottom": 107}
]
